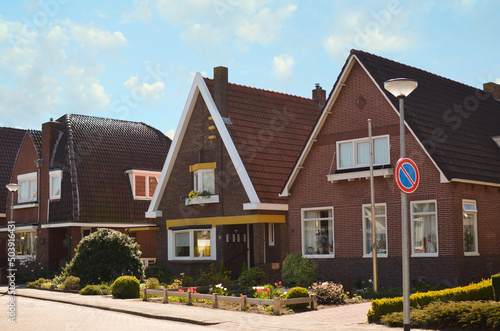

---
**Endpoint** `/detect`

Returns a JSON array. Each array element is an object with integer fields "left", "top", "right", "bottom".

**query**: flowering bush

[
  {"left": 210, "top": 283, "right": 228, "bottom": 296},
  {"left": 253, "top": 282, "right": 285, "bottom": 299},
  {"left": 310, "top": 281, "right": 347, "bottom": 305}
]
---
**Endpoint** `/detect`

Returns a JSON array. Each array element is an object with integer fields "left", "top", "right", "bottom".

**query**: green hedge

[
  {"left": 493, "top": 273, "right": 500, "bottom": 302},
  {"left": 111, "top": 276, "right": 141, "bottom": 299},
  {"left": 368, "top": 279, "right": 493, "bottom": 322},
  {"left": 381, "top": 300, "right": 500, "bottom": 329},
  {"left": 79, "top": 284, "right": 111, "bottom": 295}
]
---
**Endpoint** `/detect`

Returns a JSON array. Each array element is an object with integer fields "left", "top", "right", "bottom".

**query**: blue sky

[{"left": 1, "top": 0, "right": 499, "bottom": 138}]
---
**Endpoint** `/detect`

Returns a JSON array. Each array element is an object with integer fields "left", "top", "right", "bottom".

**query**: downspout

[{"left": 34, "top": 158, "right": 43, "bottom": 259}]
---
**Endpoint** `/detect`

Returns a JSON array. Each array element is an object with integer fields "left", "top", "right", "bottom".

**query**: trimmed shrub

[
  {"left": 61, "top": 276, "right": 80, "bottom": 291},
  {"left": 285, "top": 286, "right": 310, "bottom": 309},
  {"left": 238, "top": 267, "right": 267, "bottom": 287},
  {"left": 26, "top": 278, "right": 52, "bottom": 288},
  {"left": 368, "top": 278, "right": 493, "bottom": 322},
  {"left": 63, "top": 228, "right": 144, "bottom": 286},
  {"left": 493, "top": 273, "right": 500, "bottom": 302},
  {"left": 310, "top": 281, "right": 347, "bottom": 305},
  {"left": 281, "top": 253, "right": 318, "bottom": 288},
  {"left": 381, "top": 300, "right": 500, "bottom": 329},
  {"left": 146, "top": 277, "right": 161, "bottom": 289},
  {"left": 79, "top": 284, "right": 111, "bottom": 295},
  {"left": 111, "top": 276, "right": 141, "bottom": 299}
]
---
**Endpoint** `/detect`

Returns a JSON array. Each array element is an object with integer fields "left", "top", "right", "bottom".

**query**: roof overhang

[
  {"left": 242, "top": 203, "right": 288, "bottom": 211},
  {"left": 166, "top": 214, "right": 285, "bottom": 229},
  {"left": 0, "top": 224, "right": 38, "bottom": 232},
  {"left": 41, "top": 222, "right": 156, "bottom": 229},
  {"left": 449, "top": 178, "right": 500, "bottom": 188}
]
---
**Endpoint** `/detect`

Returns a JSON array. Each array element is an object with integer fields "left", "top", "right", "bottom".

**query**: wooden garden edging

[{"left": 142, "top": 288, "right": 317, "bottom": 315}]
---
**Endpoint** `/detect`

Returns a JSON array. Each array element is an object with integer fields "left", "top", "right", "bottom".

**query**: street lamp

[
  {"left": 6, "top": 183, "right": 20, "bottom": 225},
  {"left": 384, "top": 78, "right": 418, "bottom": 331}
]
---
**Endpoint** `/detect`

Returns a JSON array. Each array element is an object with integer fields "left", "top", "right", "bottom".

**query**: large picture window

[
  {"left": 337, "top": 135, "right": 389, "bottom": 169},
  {"left": 302, "top": 208, "right": 334, "bottom": 257},
  {"left": 463, "top": 200, "right": 478, "bottom": 255},
  {"left": 17, "top": 172, "right": 37, "bottom": 203},
  {"left": 168, "top": 227, "right": 216, "bottom": 260},
  {"left": 362, "top": 204, "right": 387, "bottom": 257},
  {"left": 411, "top": 200, "right": 438, "bottom": 256}
]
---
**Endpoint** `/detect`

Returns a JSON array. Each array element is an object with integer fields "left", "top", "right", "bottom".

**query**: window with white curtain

[
  {"left": 362, "top": 204, "right": 387, "bottom": 257},
  {"left": 302, "top": 208, "right": 334, "bottom": 257},
  {"left": 411, "top": 201, "right": 438, "bottom": 256},
  {"left": 17, "top": 172, "right": 37, "bottom": 203},
  {"left": 463, "top": 200, "right": 478, "bottom": 255},
  {"left": 337, "top": 135, "right": 390, "bottom": 169}
]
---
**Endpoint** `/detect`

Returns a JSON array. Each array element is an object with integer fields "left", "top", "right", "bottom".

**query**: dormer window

[
  {"left": 49, "top": 170, "right": 62, "bottom": 200},
  {"left": 126, "top": 170, "right": 161, "bottom": 200},
  {"left": 17, "top": 172, "right": 37, "bottom": 203}
]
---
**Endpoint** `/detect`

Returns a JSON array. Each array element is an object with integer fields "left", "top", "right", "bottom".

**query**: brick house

[
  {"left": 0, "top": 114, "right": 171, "bottom": 273},
  {"left": 281, "top": 50, "right": 500, "bottom": 288},
  {"left": 146, "top": 67, "right": 322, "bottom": 277}
]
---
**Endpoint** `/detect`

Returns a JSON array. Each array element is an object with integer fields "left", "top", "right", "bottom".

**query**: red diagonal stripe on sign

[{"left": 400, "top": 164, "right": 415, "bottom": 186}]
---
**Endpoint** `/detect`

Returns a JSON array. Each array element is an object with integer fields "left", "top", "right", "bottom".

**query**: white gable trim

[
  {"left": 280, "top": 55, "right": 356, "bottom": 196},
  {"left": 243, "top": 203, "right": 288, "bottom": 211},
  {"left": 147, "top": 73, "right": 260, "bottom": 218}
]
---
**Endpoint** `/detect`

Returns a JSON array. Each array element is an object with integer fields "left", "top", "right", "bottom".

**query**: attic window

[
  {"left": 126, "top": 170, "right": 161, "bottom": 200},
  {"left": 17, "top": 172, "right": 37, "bottom": 203},
  {"left": 189, "top": 163, "right": 216, "bottom": 194},
  {"left": 49, "top": 170, "right": 62, "bottom": 200}
]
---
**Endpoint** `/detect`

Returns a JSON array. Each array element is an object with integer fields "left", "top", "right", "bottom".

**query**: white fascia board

[
  {"left": 147, "top": 74, "right": 202, "bottom": 216},
  {"left": 243, "top": 203, "right": 288, "bottom": 211},
  {"left": 147, "top": 72, "right": 260, "bottom": 218},
  {"left": 41, "top": 222, "right": 156, "bottom": 229},
  {"left": 197, "top": 76, "right": 260, "bottom": 204},
  {"left": 280, "top": 55, "right": 357, "bottom": 197},
  {"left": 450, "top": 178, "right": 500, "bottom": 188},
  {"left": 0, "top": 224, "right": 38, "bottom": 232},
  {"left": 354, "top": 54, "right": 449, "bottom": 183}
]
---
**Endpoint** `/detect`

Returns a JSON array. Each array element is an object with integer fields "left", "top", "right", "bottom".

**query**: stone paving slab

[{"left": 2, "top": 286, "right": 402, "bottom": 330}]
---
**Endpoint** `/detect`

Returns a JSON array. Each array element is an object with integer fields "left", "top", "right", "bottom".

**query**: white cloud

[
  {"left": 65, "top": 65, "right": 110, "bottom": 111},
  {"left": 179, "top": 23, "right": 223, "bottom": 47},
  {"left": 165, "top": 129, "right": 175, "bottom": 139},
  {"left": 121, "top": 0, "right": 153, "bottom": 23},
  {"left": 124, "top": 76, "right": 165, "bottom": 104},
  {"left": 496, "top": 78, "right": 500, "bottom": 85},
  {"left": 272, "top": 54, "right": 295, "bottom": 79}
]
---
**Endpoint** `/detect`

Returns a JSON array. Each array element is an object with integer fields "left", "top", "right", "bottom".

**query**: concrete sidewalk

[{"left": 3, "top": 286, "right": 398, "bottom": 330}]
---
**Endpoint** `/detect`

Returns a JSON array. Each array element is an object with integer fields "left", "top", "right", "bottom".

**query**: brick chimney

[
  {"left": 213, "top": 66, "right": 228, "bottom": 117},
  {"left": 483, "top": 82, "right": 500, "bottom": 100},
  {"left": 312, "top": 83, "right": 326, "bottom": 107}
]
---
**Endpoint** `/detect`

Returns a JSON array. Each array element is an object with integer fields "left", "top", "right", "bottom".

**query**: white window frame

[
  {"left": 463, "top": 200, "right": 479, "bottom": 256},
  {"left": 411, "top": 200, "right": 439, "bottom": 257},
  {"left": 49, "top": 170, "right": 62, "bottom": 200},
  {"left": 268, "top": 223, "right": 275, "bottom": 246},
  {"left": 336, "top": 135, "right": 390, "bottom": 170},
  {"left": 301, "top": 207, "right": 334, "bottom": 258},
  {"left": 14, "top": 230, "right": 37, "bottom": 259},
  {"left": 125, "top": 170, "right": 160, "bottom": 200},
  {"left": 193, "top": 168, "right": 215, "bottom": 194},
  {"left": 362, "top": 203, "right": 388, "bottom": 258},
  {"left": 17, "top": 172, "right": 37, "bottom": 203},
  {"left": 167, "top": 227, "right": 216, "bottom": 261},
  {"left": 81, "top": 227, "right": 92, "bottom": 239}
]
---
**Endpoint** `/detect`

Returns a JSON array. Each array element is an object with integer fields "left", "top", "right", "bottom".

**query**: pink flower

[
  {"left": 274, "top": 283, "right": 278, "bottom": 286},
  {"left": 279, "top": 281, "right": 282, "bottom": 285}
]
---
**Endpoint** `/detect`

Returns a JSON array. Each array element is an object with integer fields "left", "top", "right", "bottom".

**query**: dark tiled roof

[
  {"left": 350, "top": 50, "right": 500, "bottom": 184},
  {"left": 50, "top": 114, "right": 171, "bottom": 223},
  {"left": 0, "top": 127, "right": 27, "bottom": 214},
  {"left": 28, "top": 130, "right": 42, "bottom": 158},
  {"left": 205, "top": 79, "right": 322, "bottom": 203}
]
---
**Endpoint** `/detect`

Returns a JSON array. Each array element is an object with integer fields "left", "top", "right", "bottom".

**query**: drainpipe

[{"left": 34, "top": 158, "right": 43, "bottom": 226}]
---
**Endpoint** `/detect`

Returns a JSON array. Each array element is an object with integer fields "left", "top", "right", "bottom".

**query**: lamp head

[
  {"left": 384, "top": 78, "right": 418, "bottom": 98},
  {"left": 6, "top": 183, "right": 20, "bottom": 192}
]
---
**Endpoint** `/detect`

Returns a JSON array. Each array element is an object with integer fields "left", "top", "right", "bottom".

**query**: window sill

[
  {"left": 363, "top": 254, "right": 388, "bottom": 258},
  {"left": 411, "top": 253, "right": 438, "bottom": 257},
  {"left": 464, "top": 252, "right": 480, "bottom": 256},
  {"left": 304, "top": 254, "right": 334, "bottom": 259},
  {"left": 13, "top": 203, "right": 39, "bottom": 210},
  {"left": 327, "top": 168, "right": 392, "bottom": 183},
  {"left": 170, "top": 257, "right": 214, "bottom": 261},
  {"left": 185, "top": 195, "right": 219, "bottom": 206}
]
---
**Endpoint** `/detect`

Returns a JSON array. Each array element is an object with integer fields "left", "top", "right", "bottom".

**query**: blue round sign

[{"left": 394, "top": 157, "right": 420, "bottom": 194}]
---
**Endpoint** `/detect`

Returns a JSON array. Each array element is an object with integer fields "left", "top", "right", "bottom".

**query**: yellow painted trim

[
  {"left": 208, "top": 116, "right": 213, "bottom": 121},
  {"left": 166, "top": 214, "right": 285, "bottom": 229},
  {"left": 126, "top": 226, "right": 160, "bottom": 232},
  {"left": 189, "top": 162, "right": 217, "bottom": 172},
  {"left": 208, "top": 125, "right": 216, "bottom": 131},
  {"left": 208, "top": 135, "right": 216, "bottom": 140}
]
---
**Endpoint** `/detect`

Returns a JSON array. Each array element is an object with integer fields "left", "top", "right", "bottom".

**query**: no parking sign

[{"left": 394, "top": 157, "right": 420, "bottom": 194}]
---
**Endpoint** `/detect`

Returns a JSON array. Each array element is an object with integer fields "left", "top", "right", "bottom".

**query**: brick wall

[{"left": 288, "top": 62, "right": 500, "bottom": 288}]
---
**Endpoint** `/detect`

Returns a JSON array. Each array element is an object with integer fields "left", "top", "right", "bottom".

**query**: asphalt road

[{"left": 0, "top": 294, "right": 219, "bottom": 331}]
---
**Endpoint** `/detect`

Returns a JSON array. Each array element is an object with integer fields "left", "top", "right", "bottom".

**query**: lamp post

[
  {"left": 384, "top": 78, "right": 418, "bottom": 331},
  {"left": 6, "top": 183, "right": 20, "bottom": 224}
]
